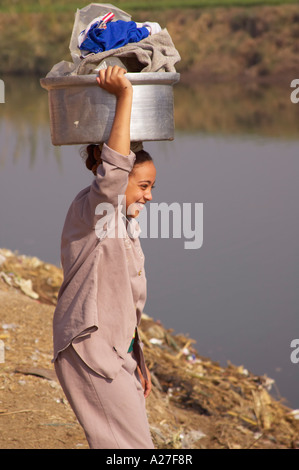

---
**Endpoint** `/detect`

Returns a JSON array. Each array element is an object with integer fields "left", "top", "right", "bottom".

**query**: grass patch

[{"left": 0, "top": 0, "right": 298, "bottom": 14}]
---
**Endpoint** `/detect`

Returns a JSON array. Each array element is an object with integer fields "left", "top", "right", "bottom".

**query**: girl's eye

[{"left": 140, "top": 184, "right": 155, "bottom": 190}]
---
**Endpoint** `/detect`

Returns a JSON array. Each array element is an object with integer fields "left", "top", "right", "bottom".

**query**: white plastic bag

[{"left": 69, "top": 3, "right": 131, "bottom": 65}]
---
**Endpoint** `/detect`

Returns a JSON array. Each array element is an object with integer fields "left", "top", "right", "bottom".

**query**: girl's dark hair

[
  {"left": 82, "top": 144, "right": 153, "bottom": 175},
  {"left": 83, "top": 144, "right": 99, "bottom": 174}
]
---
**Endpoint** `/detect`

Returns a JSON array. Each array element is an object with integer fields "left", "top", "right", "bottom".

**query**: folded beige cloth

[{"left": 75, "top": 28, "right": 181, "bottom": 75}]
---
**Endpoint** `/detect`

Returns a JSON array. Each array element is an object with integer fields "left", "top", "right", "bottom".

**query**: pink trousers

[{"left": 54, "top": 344, "right": 154, "bottom": 449}]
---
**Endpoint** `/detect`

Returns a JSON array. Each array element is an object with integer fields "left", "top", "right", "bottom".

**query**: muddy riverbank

[{"left": 0, "top": 248, "right": 298, "bottom": 449}]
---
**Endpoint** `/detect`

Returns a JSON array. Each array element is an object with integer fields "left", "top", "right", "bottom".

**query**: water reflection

[
  {"left": 1, "top": 75, "right": 299, "bottom": 168},
  {"left": 1, "top": 75, "right": 62, "bottom": 168},
  {"left": 174, "top": 81, "right": 299, "bottom": 138}
]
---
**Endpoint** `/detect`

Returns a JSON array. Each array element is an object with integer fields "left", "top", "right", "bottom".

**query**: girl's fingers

[
  {"left": 110, "top": 65, "right": 121, "bottom": 77},
  {"left": 105, "top": 65, "right": 112, "bottom": 82},
  {"left": 97, "top": 68, "right": 106, "bottom": 85},
  {"left": 96, "top": 65, "right": 130, "bottom": 94},
  {"left": 99, "top": 65, "right": 126, "bottom": 81},
  {"left": 98, "top": 66, "right": 112, "bottom": 83},
  {"left": 115, "top": 66, "right": 127, "bottom": 77}
]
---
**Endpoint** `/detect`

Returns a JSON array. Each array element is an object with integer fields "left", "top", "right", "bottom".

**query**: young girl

[{"left": 53, "top": 65, "right": 156, "bottom": 449}]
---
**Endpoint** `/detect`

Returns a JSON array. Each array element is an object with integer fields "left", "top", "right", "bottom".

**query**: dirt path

[
  {"left": 0, "top": 249, "right": 298, "bottom": 449},
  {"left": 0, "top": 289, "right": 88, "bottom": 449}
]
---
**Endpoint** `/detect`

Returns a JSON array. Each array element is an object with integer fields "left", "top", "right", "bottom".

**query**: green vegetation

[
  {"left": 0, "top": 0, "right": 298, "bottom": 13},
  {"left": 0, "top": 2, "right": 298, "bottom": 82}
]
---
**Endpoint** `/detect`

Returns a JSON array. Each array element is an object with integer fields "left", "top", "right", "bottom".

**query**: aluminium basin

[{"left": 40, "top": 72, "right": 180, "bottom": 146}]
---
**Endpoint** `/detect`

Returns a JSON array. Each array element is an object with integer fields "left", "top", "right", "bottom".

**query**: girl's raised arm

[{"left": 96, "top": 66, "right": 133, "bottom": 156}]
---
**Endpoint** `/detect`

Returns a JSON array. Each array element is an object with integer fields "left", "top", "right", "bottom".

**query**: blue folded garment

[{"left": 79, "top": 20, "right": 150, "bottom": 54}]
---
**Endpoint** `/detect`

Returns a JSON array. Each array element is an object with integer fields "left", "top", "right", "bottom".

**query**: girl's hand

[{"left": 96, "top": 65, "right": 132, "bottom": 98}]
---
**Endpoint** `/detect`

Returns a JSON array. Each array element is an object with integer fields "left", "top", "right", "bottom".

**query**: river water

[{"left": 1, "top": 75, "right": 299, "bottom": 409}]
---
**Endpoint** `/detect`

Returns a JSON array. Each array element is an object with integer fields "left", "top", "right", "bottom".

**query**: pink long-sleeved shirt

[{"left": 53, "top": 144, "right": 148, "bottom": 380}]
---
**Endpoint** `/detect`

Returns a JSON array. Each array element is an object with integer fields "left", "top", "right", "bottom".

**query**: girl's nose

[{"left": 145, "top": 189, "right": 153, "bottom": 201}]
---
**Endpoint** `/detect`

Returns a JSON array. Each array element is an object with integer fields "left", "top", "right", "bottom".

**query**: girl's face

[{"left": 125, "top": 161, "right": 156, "bottom": 218}]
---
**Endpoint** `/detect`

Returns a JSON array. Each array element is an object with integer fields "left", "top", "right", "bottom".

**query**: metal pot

[{"left": 40, "top": 72, "right": 180, "bottom": 145}]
